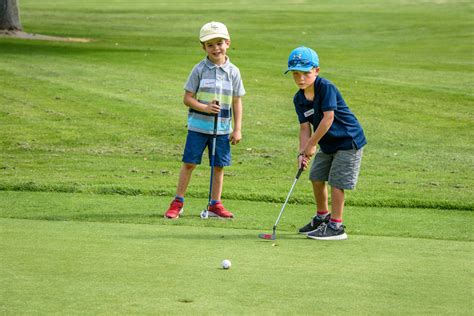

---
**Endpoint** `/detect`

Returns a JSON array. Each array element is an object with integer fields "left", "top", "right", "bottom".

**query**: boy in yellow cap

[{"left": 165, "top": 22, "right": 245, "bottom": 219}]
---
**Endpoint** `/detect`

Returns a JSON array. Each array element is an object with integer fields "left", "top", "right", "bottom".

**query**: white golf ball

[{"left": 221, "top": 259, "right": 231, "bottom": 269}]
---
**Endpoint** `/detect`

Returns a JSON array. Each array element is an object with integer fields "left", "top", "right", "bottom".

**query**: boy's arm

[
  {"left": 298, "top": 122, "right": 312, "bottom": 169},
  {"left": 183, "top": 91, "right": 220, "bottom": 114},
  {"left": 301, "top": 110, "right": 334, "bottom": 158},
  {"left": 299, "top": 122, "right": 312, "bottom": 152},
  {"left": 229, "top": 96, "right": 242, "bottom": 145}
]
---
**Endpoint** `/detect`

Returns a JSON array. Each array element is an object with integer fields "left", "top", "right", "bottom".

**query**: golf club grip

[
  {"left": 295, "top": 167, "right": 304, "bottom": 179},
  {"left": 213, "top": 101, "right": 219, "bottom": 133}
]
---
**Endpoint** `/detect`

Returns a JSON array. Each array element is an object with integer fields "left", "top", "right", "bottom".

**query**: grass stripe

[
  {"left": 1, "top": 191, "right": 472, "bottom": 242},
  {"left": 1, "top": 182, "right": 472, "bottom": 211}
]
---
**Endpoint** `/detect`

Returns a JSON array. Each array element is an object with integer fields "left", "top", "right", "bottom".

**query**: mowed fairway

[{"left": 1, "top": 0, "right": 473, "bottom": 314}]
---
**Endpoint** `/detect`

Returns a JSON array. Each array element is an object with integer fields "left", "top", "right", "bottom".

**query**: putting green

[{"left": 1, "top": 218, "right": 471, "bottom": 314}]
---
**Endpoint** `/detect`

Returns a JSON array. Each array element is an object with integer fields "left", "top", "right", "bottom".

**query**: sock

[
  {"left": 316, "top": 210, "right": 329, "bottom": 220},
  {"left": 329, "top": 218, "right": 343, "bottom": 229},
  {"left": 210, "top": 200, "right": 220, "bottom": 206},
  {"left": 174, "top": 195, "right": 184, "bottom": 203}
]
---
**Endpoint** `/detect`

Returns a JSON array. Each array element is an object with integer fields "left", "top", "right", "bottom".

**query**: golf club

[
  {"left": 200, "top": 101, "right": 219, "bottom": 220},
  {"left": 258, "top": 166, "right": 304, "bottom": 240}
]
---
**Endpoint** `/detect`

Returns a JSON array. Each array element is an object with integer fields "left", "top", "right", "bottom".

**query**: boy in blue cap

[
  {"left": 286, "top": 46, "right": 366, "bottom": 240},
  {"left": 164, "top": 22, "right": 245, "bottom": 219}
]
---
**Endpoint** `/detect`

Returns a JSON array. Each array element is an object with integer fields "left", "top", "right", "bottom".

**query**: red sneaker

[
  {"left": 164, "top": 199, "right": 184, "bottom": 219},
  {"left": 208, "top": 202, "right": 234, "bottom": 218}
]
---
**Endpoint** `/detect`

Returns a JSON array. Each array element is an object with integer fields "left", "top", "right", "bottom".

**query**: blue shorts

[{"left": 182, "top": 131, "right": 231, "bottom": 167}]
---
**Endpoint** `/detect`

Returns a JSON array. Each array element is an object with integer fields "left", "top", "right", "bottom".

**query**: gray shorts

[{"left": 309, "top": 148, "right": 363, "bottom": 190}]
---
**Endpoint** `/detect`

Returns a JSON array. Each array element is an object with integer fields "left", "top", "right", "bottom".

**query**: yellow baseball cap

[{"left": 199, "top": 21, "right": 230, "bottom": 42}]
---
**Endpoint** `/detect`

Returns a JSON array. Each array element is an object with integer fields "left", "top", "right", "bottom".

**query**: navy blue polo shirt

[{"left": 293, "top": 76, "right": 367, "bottom": 154}]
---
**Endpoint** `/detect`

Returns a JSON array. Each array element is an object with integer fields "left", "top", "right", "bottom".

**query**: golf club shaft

[
  {"left": 207, "top": 103, "right": 219, "bottom": 209},
  {"left": 273, "top": 167, "right": 304, "bottom": 229}
]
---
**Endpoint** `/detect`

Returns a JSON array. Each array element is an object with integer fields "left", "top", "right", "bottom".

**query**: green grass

[
  {"left": 1, "top": 0, "right": 473, "bottom": 314},
  {"left": 1, "top": 191, "right": 473, "bottom": 314},
  {"left": 1, "top": 0, "right": 473, "bottom": 208},
  {"left": 1, "top": 191, "right": 473, "bottom": 242},
  {"left": 1, "top": 216, "right": 472, "bottom": 315}
]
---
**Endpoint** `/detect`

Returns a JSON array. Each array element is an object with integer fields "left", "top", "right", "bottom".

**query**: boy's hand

[
  {"left": 298, "top": 153, "right": 310, "bottom": 170},
  {"left": 302, "top": 145, "right": 316, "bottom": 159},
  {"left": 298, "top": 144, "right": 316, "bottom": 169},
  {"left": 229, "top": 130, "right": 241, "bottom": 145},
  {"left": 207, "top": 100, "right": 221, "bottom": 114}
]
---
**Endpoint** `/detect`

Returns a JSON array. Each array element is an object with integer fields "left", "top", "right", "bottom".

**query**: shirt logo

[{"left": 304, "top": 109, "right": 314, "bottom": 117}]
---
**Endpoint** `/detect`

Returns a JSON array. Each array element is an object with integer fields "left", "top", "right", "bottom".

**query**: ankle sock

[
  {"left": 316, "top": 211, "right": 329, "bottom": 220},
  {"left": 175, "top": 196, "right": 184, "bottom": 203},
  {"left": 329, "top": 218, "right": 343, "bottom": 229},
  {"left": 210, "top": 200, "right": 220, "bottom": 206}
]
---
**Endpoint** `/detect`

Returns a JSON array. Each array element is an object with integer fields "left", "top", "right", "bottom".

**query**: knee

[
  {"left": 313, "top": 181, "right": 326, "bottom": 190},
  {"left": 332, "top": 186, "right": 344, "bottom": 194},
  {"left": 183, "top": 163, "right": 197, "bottom": 171},
  {"left": 313, "top": 181, "right": 326, "bottom": 188},
  {"left": 213, "top": 166, "right": 224, "bottom": 174}
]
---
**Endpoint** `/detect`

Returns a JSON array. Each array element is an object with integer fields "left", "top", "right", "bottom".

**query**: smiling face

[
  {"left": 291, "top": 67, "right": 320, "bottom": 90},
  {"left": 202, "top": 38, "right": 230, "bottom": 65}
]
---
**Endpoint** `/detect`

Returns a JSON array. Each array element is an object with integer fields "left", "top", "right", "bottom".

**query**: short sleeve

[
  {"left": 231, "top": 68, "right": 246, "bottom": 97},
  {"left": 184, "top": 64, "right": 200, "bottom": 93},
  {"left": 320, "top": 83, "right": 338, "bottom": 112}
]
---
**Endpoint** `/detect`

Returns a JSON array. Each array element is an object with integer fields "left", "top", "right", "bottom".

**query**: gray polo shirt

[{"left": 184, "top": 57, "right": 245, "bottom": 135}]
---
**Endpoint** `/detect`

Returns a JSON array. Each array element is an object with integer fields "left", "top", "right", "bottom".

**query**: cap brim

[
  {"left": 284, "top": 65, "right": 314, "bottom": 74},
  {"left": 200, "top": 34, "right": 230, "bottom": 42}
]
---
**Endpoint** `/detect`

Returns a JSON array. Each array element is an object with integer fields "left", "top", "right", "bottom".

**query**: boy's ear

[{"left": 314, "top": 67, "right": 320, "bottom": 75}]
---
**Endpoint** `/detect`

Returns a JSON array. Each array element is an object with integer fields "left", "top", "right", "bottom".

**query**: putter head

[
  {"left": 200, "top": 209, "right": 209, "bottom": 219},
  {"left": 258, "top": 233, "right": 276, "bottom": 240}
]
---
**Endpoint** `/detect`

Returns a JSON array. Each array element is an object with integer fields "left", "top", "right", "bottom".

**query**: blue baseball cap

[{"left": 285, "top": 46, "right": 319, "bottom": 74}]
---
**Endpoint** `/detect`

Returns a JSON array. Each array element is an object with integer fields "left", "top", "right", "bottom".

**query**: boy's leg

[
  {"left": 207, "top": 166, "right": 233, "bottom": 218},
  {"left": 207, "top": 136, "right": 233, "bottom": 218},
  {"left": 165, "top": 163, "right": 196, "bottom": 219},
  {"left": 176, "top": 163, "right": 197, "bottom": 197},
  {"left": 307, "top": 186, "right": 347, "bottom": 240},
  {"left": 306, "top": 149, "right": 362, "bottom": 240},
  {"left": 309, "top": 151, "right": 332, "bottom": 216},
  {"left": 299, "top": 152, "right": 332, "bottom": 234},
  {"left": 330, "top": 186, "right": 344, "bottom": 221},
  {"left": 166, "top": 131, "right": 208, "bottom": 219},
  {"left": 208, "top": 134, "right": 230, "bottom": 202},
  {"left": 312, "top": 180, "right": 329, "bottom": 213},
  {"left": 327, "top": 148, "right": 362, "bottom": 225},
  {"left": 298, "top": 180, "right": 331, "bottom": 234},
  {"left": 211, "top": 166, "right": 224, "bottom": 201},
  {"left": 178, "top": 130, "right": 209, "bottom": 197}
]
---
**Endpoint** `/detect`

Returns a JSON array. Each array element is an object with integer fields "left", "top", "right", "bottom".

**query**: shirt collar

[{"left": 204, "top": 57, "right": 231, "bottom": 74}]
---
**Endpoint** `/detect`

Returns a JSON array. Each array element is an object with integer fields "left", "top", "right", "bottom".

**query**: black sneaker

[
  {"left": 298, "top": 215, "right": 330, "bottom": 234},
  {"left": 306, "top": 223, "right": 347, "bottom": 240}
]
